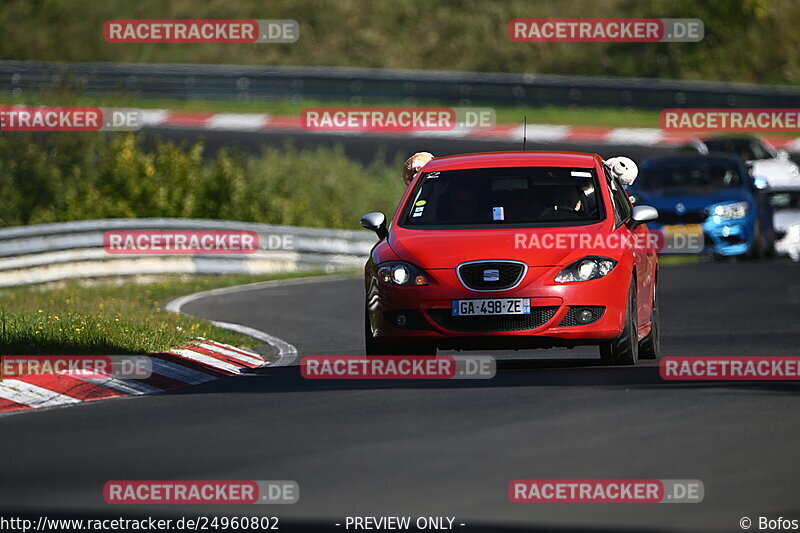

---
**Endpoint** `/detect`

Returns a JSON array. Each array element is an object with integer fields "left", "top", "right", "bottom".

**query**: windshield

[
  {"left": 703, "top": 138, "right": 774, "bottom": 160},
  {"left": 636, "top": 161, "right": 743, "bottom": 194},
  {"left": 401, "top": 166, "right": 602, "bottom": 227}
]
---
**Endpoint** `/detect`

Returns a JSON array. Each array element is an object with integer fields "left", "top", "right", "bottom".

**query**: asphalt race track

[
  {"left": 1, "top": 260, "right": 800, "bottom": 532},
  {"left": 141, "top": 126, "right": 681, "bottom": 165},
  {"left": 1, "top": 132, "right": 799, "bottom": 532}
]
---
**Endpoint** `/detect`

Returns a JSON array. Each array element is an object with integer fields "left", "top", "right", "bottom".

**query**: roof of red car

[{"left": 422, "top": 151, "right": 602, "bottom": 172}]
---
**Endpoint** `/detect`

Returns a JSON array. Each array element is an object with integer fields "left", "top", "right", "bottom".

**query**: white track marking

[
  {"left": 607, "top": 128, "right": 664, "bottom": 145},
  {"left": 70, "top": 375, "right": 163, "bottom": 395},
  {"left": 170, "top": 349, "right": 242, "bottom": 374},
  {"left": 209, "top": 320, "right": 297, "bottom": 367},
  {"left": 149, "top": 358, "right": 217, "bottom": 385},
  {"left": 166, "top": 275, "right": 353, "bottom": 367},
  {"left": 0, "top": 380, "right": 81, "bottom": 408},
  {"left": 199, "top": 339, "right": 261, "bottom": 357},
  {"left": 195, "top": 342, "right": 264, "bottom": 366},
  {"left": 207, "top": 113, "right": 270, "bottom": 130}
]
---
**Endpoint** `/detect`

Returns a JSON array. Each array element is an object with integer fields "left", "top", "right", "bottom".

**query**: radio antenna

[{"left": 522, "top": 116, "right": 527, "bottom": 151}]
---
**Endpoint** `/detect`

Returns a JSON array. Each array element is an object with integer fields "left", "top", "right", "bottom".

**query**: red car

[{"left": 361, "top": 151, "right": 660, "bottom": 365}]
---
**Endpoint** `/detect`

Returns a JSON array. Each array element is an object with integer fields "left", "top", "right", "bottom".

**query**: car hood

[
  {"left": 388, "top": 222, "right": 615, "bottom": 269},
  {"left": 632, "top": 189, "right": 747, "bottom": 213}
]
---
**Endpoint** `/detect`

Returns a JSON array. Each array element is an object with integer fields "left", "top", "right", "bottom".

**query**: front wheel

[
  {"left": 746, "top": 219, "right": 764, "bottom": 260},
  {"left": 638, "top": 290, "right": 660, "bottom": 360},
  {"left": 599, "top": 281, "right": 639, "bottom": 366}
]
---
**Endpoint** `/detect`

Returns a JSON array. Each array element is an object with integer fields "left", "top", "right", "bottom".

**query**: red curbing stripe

[
  {"left": 265, "top": 115, "right": 302, "bottom": 129},
  {"left": 163, "top": 111, "right": 215, "bottom": 127},
  {"left": 0, "top": 397, "right": 34, "bottom": 413},
  {"left": 466, "top": 125, "right": 519, "bottom": 139},
  {"left": 659, "top": 132, "right": 699, "bottom": 145},
  {"left": 135, "top": 108, "right": 800, "bottom": 152},
  {"left": 202, "top": 341, "right": 263, "bottom": 361},
  {"left": 135, "top": 371, "right": 193, "bottom": 391},
  {"left": 179, "top": 345, "right": 258, "bottom": 369},
  {"left": 14, "top": 374, "right": 124, "bottom": 402},
  {"left": 565, "top": 126, "right": 614, "bottom": 142},
  {"left": 151, "top": 352, "right": 232, "bottom": 377}
]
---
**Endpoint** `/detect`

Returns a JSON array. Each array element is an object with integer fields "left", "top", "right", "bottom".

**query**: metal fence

[
  {"left": 0, "top": 218, "right": 375, "bottom": 288},
  {"left": 3, "top": 60, "right": 800, "bottom": 110}
]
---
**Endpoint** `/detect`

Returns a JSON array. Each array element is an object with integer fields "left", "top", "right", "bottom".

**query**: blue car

[{"left": 628, "top": 153, "right": 775, "bottom": 258}]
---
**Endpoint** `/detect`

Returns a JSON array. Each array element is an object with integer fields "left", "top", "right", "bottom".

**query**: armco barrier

[
  {"left": 4, "top": 60, "right": 800, "bottom": 110},
  {"left": 0, "top": 218, "right": 376, "bottom": 287}
]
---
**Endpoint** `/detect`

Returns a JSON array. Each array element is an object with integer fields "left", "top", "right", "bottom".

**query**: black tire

[
  {"left": 746, "top": 220, "right": 764, "bottom": 260},
  {"left": 764, "top": 222, "right": 776, "bottom": 258},
  {"left": 599, "top": 281, "right": 639, "bottom": 366},
  {"left": 638, "top": 290, "right": 660, "bottom": 360},
  {"left": 364, "top": 309, "right": 436, "bottom": 356}
]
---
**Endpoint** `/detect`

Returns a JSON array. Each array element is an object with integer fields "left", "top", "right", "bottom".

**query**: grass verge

[{"left": 0, "top": 271, "right": 348, "bottom": 355}]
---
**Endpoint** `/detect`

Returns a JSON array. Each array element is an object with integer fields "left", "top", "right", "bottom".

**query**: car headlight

[
  {"left": 555, "top": 257, "right": 617, "bottom": 283},
  {"left": 376, "top": 261, "right": 429, "bottom": 286},
  {"left": 712, "top": 201, "right": 749, "bottom": 220}
]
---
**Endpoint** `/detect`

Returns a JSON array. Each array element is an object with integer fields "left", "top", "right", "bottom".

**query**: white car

[
  {"left": 681, "top": 136, "right": 800, "bottom": 259},
  {"left": 771, "top": 190, "right": 800, "bottom": 261}
]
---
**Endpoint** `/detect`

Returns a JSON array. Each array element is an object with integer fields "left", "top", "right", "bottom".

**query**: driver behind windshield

[{"left": 539, "top": 185, "right": 584, "bottom": 219}]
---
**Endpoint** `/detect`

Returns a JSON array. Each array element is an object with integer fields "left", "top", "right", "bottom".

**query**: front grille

[
  {"left": 426, "top": 306, "right": 558, "bottom": 332},
  {"left": 457, "top": 261, "right": 525, "bottom": 290},
  {"left": 558, "top": 306, "right": 606, "bottom": 327},
  {"left": 657, "top": 211, "right": 706, "bottom": 225}
]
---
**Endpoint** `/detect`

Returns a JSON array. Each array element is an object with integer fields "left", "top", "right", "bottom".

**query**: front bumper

[
  {"left": 649, "top": 215, "right": 755, "bottom": 257},
  {"left": 702, "top": 215, "right": 754, "bottom": 256},
  {"left": 367, "top": 263, "right": 631, "bottom": 350}
]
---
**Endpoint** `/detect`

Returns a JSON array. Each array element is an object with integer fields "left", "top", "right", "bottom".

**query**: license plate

[
  {"left": 452, "top": 298, "right": 530, "bottom": 316},
  {"left": 663, "top": 224, "right": 703, "bottom": 240}
]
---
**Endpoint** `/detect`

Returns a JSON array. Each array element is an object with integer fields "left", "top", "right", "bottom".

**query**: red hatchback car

[{"left": 361, "top": 151, "right": 660, "bottom": 365}]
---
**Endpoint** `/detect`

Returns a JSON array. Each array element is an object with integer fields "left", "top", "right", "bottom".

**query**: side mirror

[
  {"left": 628, "top": 205, "right": 658, "bottom": 229},
  {"left": 360, "top": 212, "right": 388, "bottom": 239}
]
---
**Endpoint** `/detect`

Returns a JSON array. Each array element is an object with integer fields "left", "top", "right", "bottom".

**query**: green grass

[
  {"left": 1, "top": 0, "right": 798, "bottom": 85},
  {"left": 658, "top": 255, "right": 702, "bottom": 266},
  {"left": 0, "top": 271, "right": 345, "bottom": 355}
]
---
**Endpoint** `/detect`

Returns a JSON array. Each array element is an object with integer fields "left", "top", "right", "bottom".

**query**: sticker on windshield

[
  {"left": 413, "top": 205, "right": 425, "bottom": 217},
  {"left": 415, "top": 200, "right": 427, "bottom": 206},
  {"left": 492, "top": 206, "right": 505, "bottom": 221},
  {"left": 426, "top": 172, "right": 440, "bottom": 179},
  {"left": 571, "top": 171, "right": 592, "bottom": 177}
]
